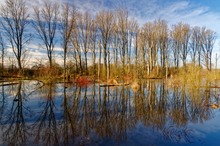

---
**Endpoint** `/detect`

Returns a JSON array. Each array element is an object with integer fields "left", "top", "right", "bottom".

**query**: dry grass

[
  {"left": 166, "top": 64, "right": 218, "bottom": 88},
  {"left": 181, "top": 65, "right": 202, "bottom": 87}
]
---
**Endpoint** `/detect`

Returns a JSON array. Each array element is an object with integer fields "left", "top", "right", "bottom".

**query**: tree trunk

[
  {"left": 64, "top": 49, "right": 67, "bottom": 82},
  {"left": 85, "top": 52, "right": 88, "bottom": 75},
  {"left": 98, "top": 42, "right": 102, "bottom": 81},
  {"left": 104, "top": 44, "right": 107, "bottom": 81},
  {"left": 107, "top": 49, "right": 110, "bottom": 81}
]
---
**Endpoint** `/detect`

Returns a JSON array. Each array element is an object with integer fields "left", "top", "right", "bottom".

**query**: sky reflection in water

[{"left": 0, "top": 80, "right": 220, "bottom": 146}]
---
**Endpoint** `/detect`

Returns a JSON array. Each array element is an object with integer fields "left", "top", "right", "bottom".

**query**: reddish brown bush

[{"left": 75, "top": 76, "right": 91, "bottom": 87}]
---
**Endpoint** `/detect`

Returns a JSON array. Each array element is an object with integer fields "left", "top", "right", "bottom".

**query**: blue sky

[
  {"left": 72, "top": 0, "right": 220, "bottom": 26},
  {"left": 2, "top": 0, "right": 220, "bottom": 67}
]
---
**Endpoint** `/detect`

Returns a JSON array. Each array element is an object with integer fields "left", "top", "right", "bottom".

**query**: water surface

[{"left": 0, "top": 80, "right": 220, "bottom": 146}]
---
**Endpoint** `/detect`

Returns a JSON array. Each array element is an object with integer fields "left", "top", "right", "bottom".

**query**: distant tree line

[{"left": 0, "top": 0, "right": 217, "bottom": 80}]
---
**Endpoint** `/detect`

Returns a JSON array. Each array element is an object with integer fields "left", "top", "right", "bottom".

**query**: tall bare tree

[
  {"left": 190, "top": 26, "right": 201, "bottom": 65},
  {"left": 116, "top": 8, "right": 129, "bottom": 76},
  {"left": 71, "top": 27, "right": 82, "bottom": 75},
  {"left": 200, "top": 28, "right": 216, "bottom": 70},
  {"left": 132, "top": 22, "right": 139, "bottom": 77},
  {"left": 111, "top": 22, "right": 119, "bottom": 73},
  {"left": 0, "top": 0, "right": 30, "bottom": 73},
  {"left": 77, "top": 12, "right": 92, "bottom": 75},
  {"left": 171, "top": 24, "right": 181, "bottom": 69},
  {"left": 142, "top": 21, "right": 158, "bottom": 74},
  {"left": 60, "top": 2, "right": 76, "bottom": 81},
  {"left": 180, "top": 23, "right": 191, "bottom": 68},
  {"left": 71, "top": 15, "right": 83, "bottom": 75},
  {"left": 90, "top": 20, "right": 98, "bottom": 76},
  {"left": 33, "top": 0, "right": 59, "bottom": 68},
  {"left": 138, "top": 27, "right": 147, "bottom": 75},
  {"left": 0, "top": 33, "right": 5, "bottom": 72},
  {"left": 156, "top": 19, "right": 168, "bottom": 69},
  {"left": 97, "top": 40, "right": 102, "bottom": 81},
  {"left": 127, "top": 19, "right": 138, "bottom": 73},
  {"left": 96, "top": 10, "right": 114, "bottom": 80}
]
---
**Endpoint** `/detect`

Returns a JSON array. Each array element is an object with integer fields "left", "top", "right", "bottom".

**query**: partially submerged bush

[
  {"left": 168, "top": 64, "right": 203, "bottom": 87},
  {"left": 75, "top": 76, "right": 91, "bottom": 87}
]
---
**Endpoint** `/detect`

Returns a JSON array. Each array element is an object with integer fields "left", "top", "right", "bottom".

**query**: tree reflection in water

[
  {"left": 59, "top": 83, "right": 76, "bottom": 145},
  {"left": 0, "top": 85, "right": 5, "bottom": 125},
  {"left": 0, "top": 80, "right": 218, "bottom": 145},
  {"left": 0, "top": 81, "right": 33, "bottom": 145},
  {"left": 32, "top": 82, "right": 59, "bottom": 146}
]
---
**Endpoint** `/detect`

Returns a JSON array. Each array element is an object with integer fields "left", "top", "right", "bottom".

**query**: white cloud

[{"left": 72, "top": 0, "right": 220, "bottom": 31}]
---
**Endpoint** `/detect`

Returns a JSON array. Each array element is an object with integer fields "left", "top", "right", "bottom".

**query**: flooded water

[{"left": 0, "top": 80, "right": 220, "bottom": 146}]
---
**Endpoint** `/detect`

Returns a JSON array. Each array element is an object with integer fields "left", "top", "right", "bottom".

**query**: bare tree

[
  {"left": 127, "top": 19, "right": 138, "bottom": 73},
  {"left": 77, "top": 12, "right": 92, "bottom": 75},
  {"left": 96, "top": 10, "right": 114, "bottom": 81},
  {"left": 138, "top": 27, "right": 147, "bottom": 75},
  {"left": 0, "top": 33, "right": 5, "bottom": 72},
  {"left": 60, "top": 2, "right": 76, "bottom": 81},
  {"left": 71, "top": 25, "right": 83, "bottom": 75},
  {"left": 90, "top": 20, "right": 98, "bottom": 76},
  {"left": 112, "top": 23, "right": 119, "bottom": 72},
  {"left": 171, "top": 23, "right": 191, "bottom": 69},
  {"left": 97, "top": 40, "right": 102, "bottom": 81},
  {"left": 156, "top": 19, "right": 168, "bottom": 69},
  {"left": 132, "top": 22, "right": 139, "bottom": 77},
  {"left": 116, "top": 8, "right": 129, "bottom": 76},
  {"left": 190, "top": 26, "right": 201, "bottom": 65},
  {"left": 180, "top": 23, "right": 191, "bottom": 68},
  {"left": 200, "top": 28, "right": 216, "bottom": 70},
  {"left": 142, "top": 21, "right": 158, "bottom": 75},
  {"left": 33, "top": 0, "right": 59, "bottom": 68},
  {"left": 0, "top": 0, "right": 30, "bottom": 73},
  {"left": 170, "top": 24, "right": 181, "bottom": 69}
]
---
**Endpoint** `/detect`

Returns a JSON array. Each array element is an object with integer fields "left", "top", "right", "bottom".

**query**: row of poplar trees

[{"left": 0, "top": 0, "right": 217, "bottom": 81}]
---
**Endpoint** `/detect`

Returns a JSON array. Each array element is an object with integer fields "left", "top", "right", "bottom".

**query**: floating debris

[{"left": 0, "top": 82, "right": 19, "bottom": 86}]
